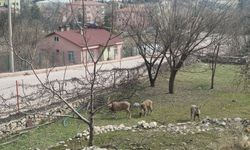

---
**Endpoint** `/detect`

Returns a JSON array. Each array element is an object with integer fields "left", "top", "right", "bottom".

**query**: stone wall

[{"left": 0, "top": 99, "right": 85, "bottom": 138}]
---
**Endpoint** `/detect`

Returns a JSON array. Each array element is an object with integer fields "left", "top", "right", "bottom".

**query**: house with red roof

[{"left": 37, "top": 28, "right": 123, "bottom": 67}]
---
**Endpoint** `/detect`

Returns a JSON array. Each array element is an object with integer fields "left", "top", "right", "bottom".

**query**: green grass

[{"left": 1, "top": 63, "right": 250, "bottom": 150}]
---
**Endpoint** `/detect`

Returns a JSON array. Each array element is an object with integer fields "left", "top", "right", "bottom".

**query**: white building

[{"left": 1, "top": 0, "right": 21, "bottom": 13}]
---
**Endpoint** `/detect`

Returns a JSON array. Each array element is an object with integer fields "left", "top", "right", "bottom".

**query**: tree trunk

[
  {"left": 147, "top": 65, "right": 155, "bottom": 87},
  {"left": 210, "top": 44, "right": 219, "bottom": 89},
  {"left": 169, "top": 69, "right": 178, "bottom": 94},
  {"left": 210, "top": 69, "right": 215, "bottom": 89},
  {"left": 149, "top": 78, "right": 155, "bottom": 87},
  {"left": 88, "top": 115, "right": 94, "bottom": 146}
]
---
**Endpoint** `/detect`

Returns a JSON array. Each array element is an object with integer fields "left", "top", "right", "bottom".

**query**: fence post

[{"left": 16, "top": 80, "right": 20, "bottom": 113}]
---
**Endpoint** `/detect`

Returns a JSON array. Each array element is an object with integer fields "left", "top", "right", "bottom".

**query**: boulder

[
  {"left": 234, "top": 117, "right": 242, "bottom": 122},
  {"left": 76, "top": 133, "right": 83, "bottom": 138}
]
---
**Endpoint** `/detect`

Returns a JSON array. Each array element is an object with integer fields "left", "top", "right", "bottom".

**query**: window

[
  {"left": 114, "top": 47, "right": 118, "bottom": 58},
  {"left": 68, "top": 51, "right": 75, "bottom": 63},
  {"left": 54, "top": 36, "right": 59, "bottom": 42},
  {"left": 107, "top": 47, "right": 110, "bottom": 60},
  {"left": 87, "top": 51, "right": 95, "bottom": 63}
]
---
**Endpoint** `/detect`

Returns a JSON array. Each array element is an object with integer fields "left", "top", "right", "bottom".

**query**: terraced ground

[{"left": 1, "top": 63, "right": 250, "bottom": 150}]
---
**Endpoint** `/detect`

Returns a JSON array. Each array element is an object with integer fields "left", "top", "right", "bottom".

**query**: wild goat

[
  {"left": 140, "top": 99, "right": 153, "bottom": 117},
  {"left": 190, "top": 105, "right": 200, "bottom": 121},
  {"left": 107, "top": 100, "right": 131, "bottom": 119}
]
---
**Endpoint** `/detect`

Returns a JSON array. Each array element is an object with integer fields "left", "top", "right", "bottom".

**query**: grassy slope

[{"left": 1, "top": 63, "right": 250, "bottom": 150}]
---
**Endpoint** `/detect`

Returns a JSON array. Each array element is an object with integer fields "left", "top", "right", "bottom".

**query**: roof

[{"left": 47, "top": 29, "right": 122, "bottom": 48}]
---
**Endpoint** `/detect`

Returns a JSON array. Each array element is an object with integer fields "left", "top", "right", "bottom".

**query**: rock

[
  {"left": 118, "top": 124, "right": 125, "bottom": 129},
  {"left": 133, "top": 102, "right": 140, "bottom": 107},
  {"left": 168, "top": 123, "right": 174, "bottom": 128},
  {"left": 137, "top": 121, "right": 146, "bottom": 126},
  {"left": 149, "top": 122, "right": 157, "bottom": 128},
  {"left": 212, "top": 118, "right": 219, "bottom": 124},
  {"left": 181, "top": 142, "right": 187, "bottom": 146},
  {"left": 214, "top": 127, "right": 224, "bottom": 132},
  {"left": 63, "top": 144, "right": 68, "bottom": 147},
  {"left": 124, "top": 127, "right": 132, "bottom": 130},
  {"left": 142, "top": 123, "right": 149, "bottom": 129},
  {"left": 58, "top": 141, "right": 65, "bottom": 144},
  {"left": 76, "top": 133, "right": 83, "bottom": 138},
  {"left": 174, "top": 126, "right": 180, "bottom": 132},
  {"left": 234, "top": 117, "right": 242, "bottom": 122},
  {"left": 68, "top": 138, "right": 72, "bottom": 141},
  {"left": 218, "top": 121, "right": 227, "bottom": 127},
  {"left": 94, "top": 126, "right": 101, "bottom": 133},
  {"left": 201, "top": 122, "right": 210, "bottom": 128},
  {"left": 242, "top": 135, "right": 249, "bottom": 141},
  {"left": 85, "top": 136, "right": 89, "bottom": 140},
  {"left": 177, "top": 123, "right": 186, "bottom": 126},
  {"left": 242, "top": 120, "right": 250, "bottom": 127}
]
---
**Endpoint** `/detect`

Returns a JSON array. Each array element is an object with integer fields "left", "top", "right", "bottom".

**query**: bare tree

[
  {"left": 153, "top": 0, "right": 233, "bottom": 94},
  {"left": 209, "top": 42, "right": 220, "bottom": 89},
  {"left": 127, "top": 4, "right": 166, "bottom": 87}
]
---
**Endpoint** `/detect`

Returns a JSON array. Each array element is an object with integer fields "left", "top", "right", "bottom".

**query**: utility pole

[{"left": 8, "top": 0, "right": 14, "bottom": 72}]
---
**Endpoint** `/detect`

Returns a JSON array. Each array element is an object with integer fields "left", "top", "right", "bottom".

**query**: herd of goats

[{"left": 106, "top": 99, "right": 201, "bottom": 121}]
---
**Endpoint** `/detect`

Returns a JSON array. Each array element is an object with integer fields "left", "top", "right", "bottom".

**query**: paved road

[{"left": 0, "top": 56, "right": 145, "bottom": 113}]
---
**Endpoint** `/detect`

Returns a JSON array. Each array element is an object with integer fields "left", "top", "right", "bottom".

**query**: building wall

[
  {"left": 83, "top": 43, "right": 122, "bottom": 63},
  {"left": 115, "top": 6, "right": 149, "bottom": 29},
  {"left": 3, "top": 0, "right": 21, "bottom": 12},
  {"left": 0, "top": 0, "right": 5, "bottom": 6},
  {"left": 37, "top": 35, "right": 83, "bottom": 67}
]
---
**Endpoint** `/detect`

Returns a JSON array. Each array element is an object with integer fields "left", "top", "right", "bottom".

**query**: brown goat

[
  {"left": 190, "top": 105, "right": 200, "bottom": 121},
  {"left": 107, "top": 101, "right": 131, "bottom": 119},
  {"left": 140, "top": 99, "right": 153, "bottom": 117}
]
